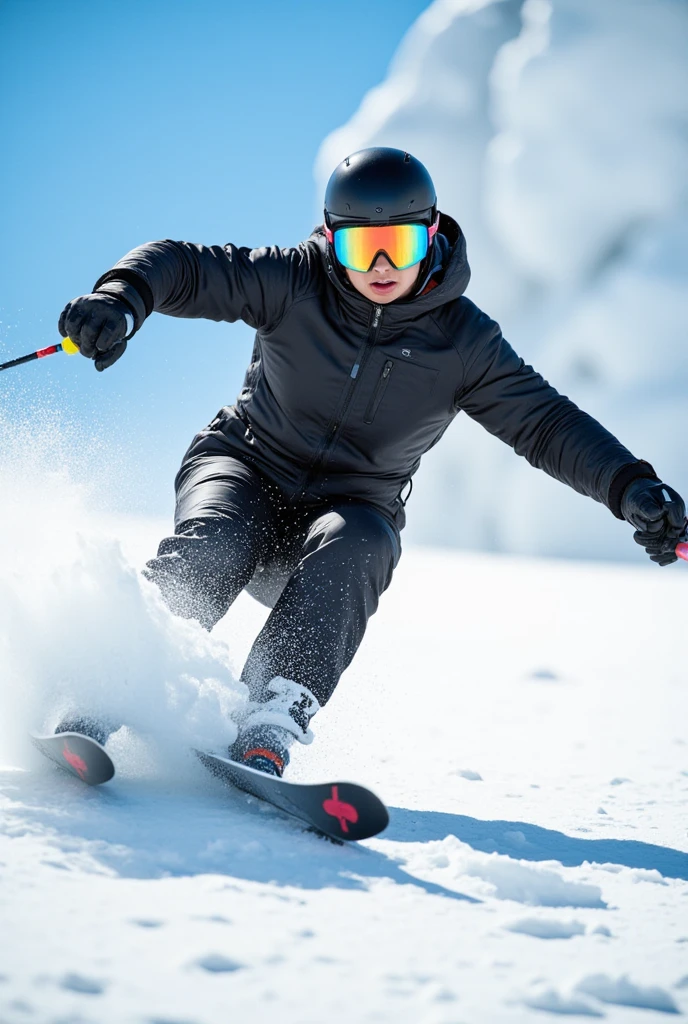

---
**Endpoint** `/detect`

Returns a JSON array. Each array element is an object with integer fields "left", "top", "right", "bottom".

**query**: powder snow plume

[{"left": 0, "top": 409, "right": 244, "bottom": 770}]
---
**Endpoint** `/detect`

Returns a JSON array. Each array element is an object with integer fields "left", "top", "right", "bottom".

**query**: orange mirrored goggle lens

[{"left": 332, "top": 222, "right": 434, "bottom": 273}]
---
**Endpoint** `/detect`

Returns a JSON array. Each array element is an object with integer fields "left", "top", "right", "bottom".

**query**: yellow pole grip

[{"left": 61, "top": 337, "right": 80, "bottom": 355}]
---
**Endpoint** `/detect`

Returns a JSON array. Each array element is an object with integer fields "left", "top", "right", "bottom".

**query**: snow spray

[{"left": 0, "top": 409, "right": 245, "bottom": 772}]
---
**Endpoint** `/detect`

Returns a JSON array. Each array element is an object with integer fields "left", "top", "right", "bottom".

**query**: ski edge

[{"left": 194, "top": 748, "right": 377, "bottom": 791}]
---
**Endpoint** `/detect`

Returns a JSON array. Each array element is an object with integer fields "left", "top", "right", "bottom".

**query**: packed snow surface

[{"left": 1, "top": 430, "right": 687, "bottom": 1023}]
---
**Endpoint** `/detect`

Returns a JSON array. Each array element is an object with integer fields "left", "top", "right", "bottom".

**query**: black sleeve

[
  {"left": 456, "top": 313, "right": 657, "bottom": 518},
  {"left": 93, "top": 239, "right": 317, "bottom": 332}
]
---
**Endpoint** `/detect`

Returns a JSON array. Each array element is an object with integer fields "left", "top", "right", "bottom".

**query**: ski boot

[
  {"left": 230, "top": 676, "right": 321, "bottom": 777},
  {"left": 231, "top": 723, "right": 293, "bottom": 777}
]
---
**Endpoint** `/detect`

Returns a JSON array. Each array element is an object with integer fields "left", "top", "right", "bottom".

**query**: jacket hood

[{"left": 308, "top": 212, "right": 470, "bottom": 325}]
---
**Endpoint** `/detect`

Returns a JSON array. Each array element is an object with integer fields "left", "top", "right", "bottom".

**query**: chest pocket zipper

[{"left": 364, "top": 360, "right": 395, "bottom": 424}]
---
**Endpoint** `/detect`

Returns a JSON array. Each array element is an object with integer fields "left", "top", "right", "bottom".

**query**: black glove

[
  {"left": 620, "top": 478, "right": 687, "bottom": 565},
  {"left": 58, "top": 293, "right": 134, "bottom": 372}
]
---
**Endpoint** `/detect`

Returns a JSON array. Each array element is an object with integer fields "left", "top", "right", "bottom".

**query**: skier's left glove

[{"left": 620, "top": 478, "right": 687, "bottom": 565}]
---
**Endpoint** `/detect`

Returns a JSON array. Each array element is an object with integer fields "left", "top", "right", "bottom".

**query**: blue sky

[{"left": 1, "top": 0, "right": 430, "bottom": 514}]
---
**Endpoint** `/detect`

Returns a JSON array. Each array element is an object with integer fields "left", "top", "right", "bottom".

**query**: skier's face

[{"left": 345, "top": 253, "right": 421, "bottom": 304}]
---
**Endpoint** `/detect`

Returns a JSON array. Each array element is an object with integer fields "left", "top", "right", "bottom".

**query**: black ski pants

[{"left": 143, "top": 435, "right": 400, "bottom": 706}]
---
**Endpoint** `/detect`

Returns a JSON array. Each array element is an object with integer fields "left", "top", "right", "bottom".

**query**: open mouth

[{"left": 370, "top": 280, "right": 397, "bottom": 293}]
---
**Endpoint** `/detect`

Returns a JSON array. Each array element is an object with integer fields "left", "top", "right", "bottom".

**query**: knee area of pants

[
  {"left": 305, "top": 508, "right": 399, "bottom": 566},
  {"left": 176, "top": 516, "right": 252, "bottom": 548},
  {"left": 156, "top": 519, "right": 257, "bottom": 575}
]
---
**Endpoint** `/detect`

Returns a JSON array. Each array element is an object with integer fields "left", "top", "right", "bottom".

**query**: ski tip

[
  {"left": 30, "top": 731, "right": 115, "bottom": 785},
  {"left": 196, "top": 748, "right": 389, "bottom": 841}
]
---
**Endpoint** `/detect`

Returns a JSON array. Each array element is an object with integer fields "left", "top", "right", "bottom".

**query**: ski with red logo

[
  {"left": 30, "top": 732, "right": 115, "bottom": 786},
  {"left": 195, "top": 751, "right": 388, "bottom": 842}
]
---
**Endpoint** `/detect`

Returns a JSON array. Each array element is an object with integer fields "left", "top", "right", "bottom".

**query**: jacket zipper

[
  {"left": 299, "top": 304, "right": 383, "bottom": 494},
  {"left": 363, "top": 360, "right": 394, "bottom": 424}
]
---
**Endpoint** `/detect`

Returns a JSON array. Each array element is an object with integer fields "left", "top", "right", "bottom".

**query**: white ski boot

[{"left": 231, "top": 677, "right": 320, "bottom": 776}]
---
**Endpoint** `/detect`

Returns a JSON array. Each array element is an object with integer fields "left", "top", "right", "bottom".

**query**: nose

[{"left": 372, "top": 254, "right": 393, "bottom": 273}]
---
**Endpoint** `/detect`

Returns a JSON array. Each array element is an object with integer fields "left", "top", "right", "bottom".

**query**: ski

[
  {"left": 31, "top": 732, "right": 115, "bottom": 786},
  {"left": 195, "top": 750, "right": 389, "bottom": 842}
]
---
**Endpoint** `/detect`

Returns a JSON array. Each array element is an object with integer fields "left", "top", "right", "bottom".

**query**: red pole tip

[{"left": 676, "top": 542, "right": 688, "bottom": 562}]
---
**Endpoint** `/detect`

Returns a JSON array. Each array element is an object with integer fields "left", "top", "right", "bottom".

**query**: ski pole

[
  {"left": 0, "top": 336, "right": 79, "bottom": 373},
  {"left": 675, "top": 518, "right": 688, "bottom": 561}
]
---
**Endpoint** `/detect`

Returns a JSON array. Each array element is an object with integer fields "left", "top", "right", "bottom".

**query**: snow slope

[
  {"left": 1, "top": 444, "right": 687, "bottom": 1023},
  {"left": 315, "top": 0, "right": 688, "bottom": 560}
]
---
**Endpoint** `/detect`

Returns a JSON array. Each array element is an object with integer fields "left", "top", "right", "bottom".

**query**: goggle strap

[{"left": 324, "top": 217, "right": 439, "bottom": 249}]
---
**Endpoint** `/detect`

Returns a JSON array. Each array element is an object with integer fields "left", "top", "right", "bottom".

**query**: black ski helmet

[{"left": 324, "top": 147, "right": 437, "bottom": 231}]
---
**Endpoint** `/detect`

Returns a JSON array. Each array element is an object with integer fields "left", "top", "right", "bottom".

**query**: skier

[{"left": 57, "top": 148, "right": 686, "bottom": 777}]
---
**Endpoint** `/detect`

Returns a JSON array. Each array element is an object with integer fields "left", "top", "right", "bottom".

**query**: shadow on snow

[
  {"left": 4, "top": 767, "right": 685, "bottom": 901},
  {"left": 385, "top": 806, "right": 688, "bottom": 880},
  {"left": 0, "top": 768, "right": 477, "bottom": 902}
]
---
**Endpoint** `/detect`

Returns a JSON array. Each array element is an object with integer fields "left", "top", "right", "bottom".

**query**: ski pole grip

[{"left": 61, "top": 337, "right": 79, "bottom": 355}]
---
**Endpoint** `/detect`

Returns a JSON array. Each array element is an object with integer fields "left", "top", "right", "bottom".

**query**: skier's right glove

[
  {"left": 620, "top": 477, "right": 687, "bottom": 566},
  {"left": 58, "top": 293, "right": 135, "bottom": 372}
]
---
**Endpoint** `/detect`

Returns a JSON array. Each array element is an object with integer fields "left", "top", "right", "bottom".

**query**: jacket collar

[{"left": 308, "top": 212, "right": 470, "bottom": 326}]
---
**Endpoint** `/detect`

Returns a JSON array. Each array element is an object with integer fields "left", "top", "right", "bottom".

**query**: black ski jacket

[{"left": 94, "top": 214, "right": 656, "bottom": 529}]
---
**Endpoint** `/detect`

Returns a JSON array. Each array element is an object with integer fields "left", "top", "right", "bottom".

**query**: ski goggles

[{"left": 325, "top": 216, "right": 439, "bottom": 273}]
